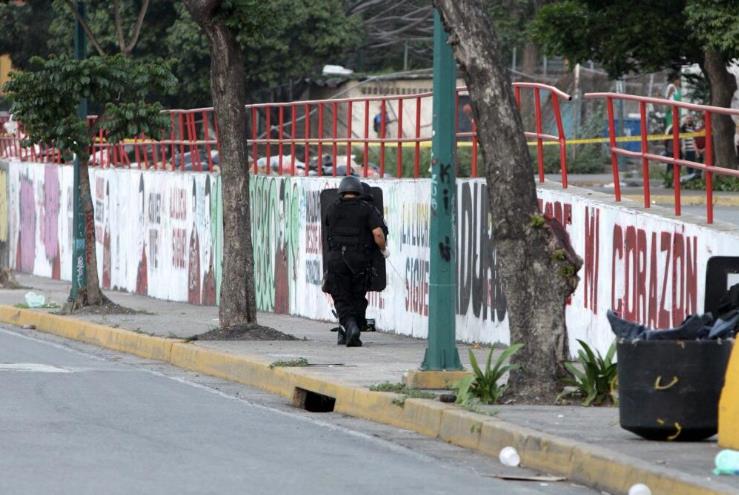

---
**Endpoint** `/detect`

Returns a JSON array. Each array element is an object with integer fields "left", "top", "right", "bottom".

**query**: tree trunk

[
  {"left": 434, "top": 0, "right": 582, "bottom": 401},
  {"left": 79, "top": 161, "right": 106, "bottom": 304},
  {"left": 703, "top": 49, "right": 738, "bottom": 170},
  {"left": 184, "top": 0, "right": 258, "bottom": 327}
]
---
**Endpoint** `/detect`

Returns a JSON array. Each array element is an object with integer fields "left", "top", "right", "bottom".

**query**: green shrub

[
  {"left": 453, "top": 343, "right": 523, "bottom": 406},
  {"left": 559, "top": 340, "right": 617, "bottom": 406}
]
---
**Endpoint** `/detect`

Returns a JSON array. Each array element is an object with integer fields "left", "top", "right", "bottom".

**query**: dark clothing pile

[{"left": 609, "top": 283, "right": 739, "bottom": 341}]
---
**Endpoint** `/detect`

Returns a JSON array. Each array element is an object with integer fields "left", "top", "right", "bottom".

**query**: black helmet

[{"left": 338, "top": 176, "right": 363, "bottom": 196}]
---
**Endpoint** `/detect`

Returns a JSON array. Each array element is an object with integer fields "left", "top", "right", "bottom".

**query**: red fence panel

[{"left": 585, "top": 92, "right": 739, "bottom": 224}]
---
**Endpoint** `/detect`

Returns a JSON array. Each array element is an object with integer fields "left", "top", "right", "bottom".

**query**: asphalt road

[{"left": 0, "top": 325, "right": 598, "bottom": 495}]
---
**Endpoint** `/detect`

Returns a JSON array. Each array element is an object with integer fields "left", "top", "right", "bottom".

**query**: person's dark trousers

[{"left": 327, "top": 250, "right": 370, "bottom": 339}]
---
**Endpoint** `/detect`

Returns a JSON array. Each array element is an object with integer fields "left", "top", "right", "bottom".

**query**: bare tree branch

[
  {"left": 125, "top": 0, "right": 150, "bottom": 54},
  {"left": 113, "top": 0, "right": 126, "bottom": 54},
  {"left": 64, "top": 0, "right": 106, "bottom": 57}
]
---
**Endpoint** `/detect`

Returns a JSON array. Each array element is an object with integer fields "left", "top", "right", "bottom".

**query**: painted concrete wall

[{"left": 7, "top": 159, "right": 739, "bottom": 355}]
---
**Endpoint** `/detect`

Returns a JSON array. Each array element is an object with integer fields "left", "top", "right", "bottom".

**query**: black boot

[
  {"left": 345, "top": 318, "right": 362, "bottom": 347},
  {"left": 336, "top": 327, "right": 346, "bottom": 345}
]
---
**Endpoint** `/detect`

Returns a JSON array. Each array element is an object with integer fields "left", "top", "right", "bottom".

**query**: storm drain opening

[{"left": 293, "top": 387, "right": 336, "bottom": 413}]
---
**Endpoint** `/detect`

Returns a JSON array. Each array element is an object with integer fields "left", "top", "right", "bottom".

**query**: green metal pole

[
  {"left": 70, "top": 0, "right": 87, "bottom": 301},
  {"left": 421, "top": 10, "right": 462, "bottom": 371}
]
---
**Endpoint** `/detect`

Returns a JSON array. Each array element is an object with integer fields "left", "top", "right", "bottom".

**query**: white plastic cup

[
  {"left": 628, "top": 483, "right": 652, "bottom": 495},
  {"left": 498, "top": 446, "right": 520, "bottom": 467}
]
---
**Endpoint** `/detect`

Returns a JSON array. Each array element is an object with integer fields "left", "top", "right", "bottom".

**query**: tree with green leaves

[
  {"left": 0, "top": 0, "right": 55, "bottom": 70},
  {"left": 3, "top": 54, "right": 176, "bottom": 308},
  {"left": 531, "top": 0, "right": 739, "bottom": 169},
  {"left": 170, "top": 0, "right": 359, "bottom": 105},
  {"left": 180, "top": 0, "right": 264, "bottom": 330},
  {"left": 178, "top": 0, "right": 360, "bottom": 331},
  {"left": 434, "top": 0, "right": 582, "bottom": 401}
]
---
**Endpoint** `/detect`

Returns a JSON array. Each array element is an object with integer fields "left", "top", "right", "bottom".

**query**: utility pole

[
  {"left": 421, "top": 10, "right": 462, "bottom": 371},
  {"left": 69, "top": 0, "right": 87, "bottom": 302}
]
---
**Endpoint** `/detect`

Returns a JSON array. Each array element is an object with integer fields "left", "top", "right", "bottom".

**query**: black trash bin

[{"left": 617, "top": 339, "right": 733, "bottom": 441}]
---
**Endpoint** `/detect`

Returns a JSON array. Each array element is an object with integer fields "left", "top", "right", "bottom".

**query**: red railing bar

[
  {"left": 178, "top": 113, "right": 185, "bottom": 171},
  {"left": 471, "top": 119, "right": 478, "bottom": 177},
  {"left": 514, "top": 82, "right": 572, "bottom": 101},
  {"left": 265, "top": 108, "right": 271, "bottom": 175},
  {"left": 251, "top": 107, "right": 258, "bottom": 174},
  {"left": 586, "top": 92, "right": 739, "bottom": 117},
  {"left": 379, "top": 99, "right": 386, "bottom": 178},
  {"left": 317, "top": 102, "right": 324, "bottom": 177},
  {"left": 290, "top": 104, "right": 297, "bottom": 176},
  {"left": 605, "top": 96, "right": 622, "bottom": 201},
  {"left": 397, "top": 98, "right": 403, "bottom": 178},
  {"left": 278, "top": 106, "right": 284, "bottom": 176},
  {"left": 346, "top": 101, "right": 353, "bottom": 176},
  {"left": 534, "top": 88, "right": 545, "bottom": 183},
  {"left": 672, "top": 107, "right": 681, "bottom": 216},
  {"left": 202, "top": 110, "right": 213, "bottom": 171},
  {"left": 363, "top": 99, "right": 370, "bottom": 178},
  {"left": 331, "top": 101, "right": 338, "bottom": 177},
  {"left": 704, "top": 110, "right": 714, "bottom": 224},
  {"left": 169, "top": 113, "right": 176, "bottom": 170},
  {"left": 414, "top": 96, "right": 421, "bottom": 178},
  {"left": 638, "top": 101, "right": 650, "bottom": 208},
  {"left": 550, "top": 95, "right": 568, "bottom": 188},
  {"left": 611, "top": 148, "right": 739, "bottom": 178},
  {"left": 303, "top": 103, "right": 310, "bottom": 176}
]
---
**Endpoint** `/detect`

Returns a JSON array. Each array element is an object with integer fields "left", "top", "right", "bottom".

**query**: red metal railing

[
  {"left": 0, "top": 82, "right": 565, "bottom": 181},
  {"left": 585, "top": 92, "right": 739, "bottom": 224},
  {"left": 513, "top": 82, "right": 572, "bottom": 187}
]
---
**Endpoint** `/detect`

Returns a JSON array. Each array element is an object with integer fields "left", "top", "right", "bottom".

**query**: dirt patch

[
  {"left": 56, "top": 301, "right": 150, "bottom": 316},
  {"left": 193, "top": 323, "right": 298, "bottom": 341},
  {"left": 0, "top": 269, "right": 25, "bottom": 289}
]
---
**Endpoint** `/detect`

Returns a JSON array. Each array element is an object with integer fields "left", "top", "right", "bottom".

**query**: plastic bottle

[
  {"left": 714, "top": 449, "right": 739, "bottom": 475},
  {"left": 628, "top": 483, "right": 652, "bottom": 495},
  {"left": 498, "top": 446, "right": 520, "bottom": 467}
]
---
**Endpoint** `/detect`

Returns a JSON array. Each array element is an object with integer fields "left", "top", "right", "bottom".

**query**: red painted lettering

[
  {"left": 584, "top": 207, "right": 599, "bottom": 314},
  {"left": 659, "top": 232, "right": 672, "bottom": 328},
  {"left": 612, "top": 225, "right": 623, "bottom": 314}
]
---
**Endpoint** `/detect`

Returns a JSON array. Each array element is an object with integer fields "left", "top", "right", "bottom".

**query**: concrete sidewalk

[
  {"left": 2, "top": 274, "right": 737, "bottom": 495},
  {"left": 548, "top": 173, "right": 739, "bottom": 208}
]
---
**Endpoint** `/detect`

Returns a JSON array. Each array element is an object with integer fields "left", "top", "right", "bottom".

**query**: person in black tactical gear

[
  {"left": 324, "top": 176, "right": 389, "bottom": 347},
  {"left": 361, "top": 182, "right": 389, "bottom": 238}
]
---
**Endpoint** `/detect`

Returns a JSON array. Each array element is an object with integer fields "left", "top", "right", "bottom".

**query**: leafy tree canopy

[
  {"left": 47, "top": 0, "right": 179, "bottom": 59},
  {"left": 685, "top": 0, "right": 739, "bottom": 55},
  {"left": 3, "top": 54, "right": 176, "bottom": 159},
  {"left": 167, "top": 0, "right": 361, "bottom": 105},
  {"left": 530, "top": 0, "right": 705, "bottom": 77},
  {"left": 531, "top": 0, "right": 739, "bottom": 78},
  {"left": 0, "top": 0, "right": 55, "bottom": 69}
]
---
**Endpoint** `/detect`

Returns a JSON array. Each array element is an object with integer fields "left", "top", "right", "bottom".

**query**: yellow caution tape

[{"left": 110, "top": 130, "right": 705, "bottom": 150}]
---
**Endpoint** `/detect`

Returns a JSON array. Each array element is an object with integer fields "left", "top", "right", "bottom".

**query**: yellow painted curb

[
  {"left": 624, "top": 194, "right": 739, "bottom": 207},
  {"left": 0, "top": 306, "right": 176, "bottom": 361},
  {"left": 438, "top": 408, "right": 483, "bottom": 450},
  {"left": 403, "top": 369, "right": 472, "bottom": 389},
  {"left": 0, "top": 305, "right": 733, "bottom": 495}
]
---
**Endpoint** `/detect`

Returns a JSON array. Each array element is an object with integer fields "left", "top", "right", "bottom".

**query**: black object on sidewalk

[{"left": 617, "top": 339, "right": 733, "bottom": 441}]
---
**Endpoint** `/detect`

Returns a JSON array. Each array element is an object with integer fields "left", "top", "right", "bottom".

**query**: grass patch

[
  {"left": 14, "top": 302, "right": 60, "bottom": 309},
  {"left": 369, "top": 382, "right": 436, "bottom": 407},
  {"left": 269, "top": 357, "right": 310, "bottom": 369}
]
